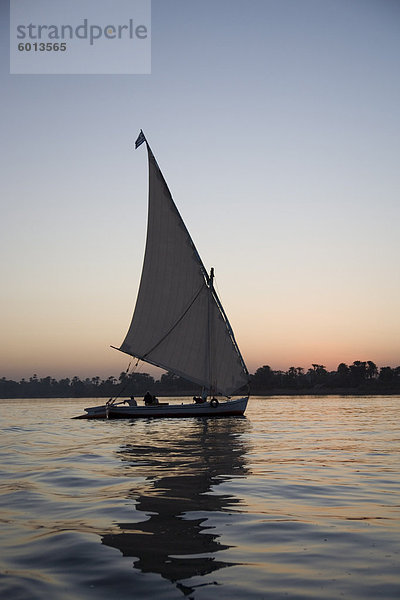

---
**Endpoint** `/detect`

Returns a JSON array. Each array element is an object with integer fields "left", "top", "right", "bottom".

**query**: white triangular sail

[{"left": 119, "top": 136, "right": 248, "bottom": 396}]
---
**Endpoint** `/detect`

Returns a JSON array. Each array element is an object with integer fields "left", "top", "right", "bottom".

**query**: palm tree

[{"left": 366, "top": 361, "right": 378, "bottom": 379}]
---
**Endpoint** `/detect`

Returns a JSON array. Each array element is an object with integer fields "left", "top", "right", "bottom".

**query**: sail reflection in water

[{"left": 102, "top": 417, "right": 251, "bottom": 595}]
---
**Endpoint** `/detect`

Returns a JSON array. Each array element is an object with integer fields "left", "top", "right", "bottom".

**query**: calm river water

[{"left": 0, "top": 396, "right": 399, "bottom": 599}]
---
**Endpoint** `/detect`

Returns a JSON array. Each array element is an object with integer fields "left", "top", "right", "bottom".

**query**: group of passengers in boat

[
  {"left": 123, "top": 391, "right": 159, "bottom": 407},
  {"left": 123, "top": 391, "right": 217, "bottom": 407}
]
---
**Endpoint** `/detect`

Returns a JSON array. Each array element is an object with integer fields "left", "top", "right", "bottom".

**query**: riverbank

[{"left": 1, "top": 387, "right": 400, "bottom": 399}]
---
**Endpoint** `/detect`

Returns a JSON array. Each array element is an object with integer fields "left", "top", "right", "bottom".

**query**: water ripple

[{"left": 0, "top": 396, "right": 399, "bottom": 599}]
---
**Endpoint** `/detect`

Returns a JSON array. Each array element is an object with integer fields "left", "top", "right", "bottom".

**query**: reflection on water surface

[{"left": 102, "top": 418, "right": 250, "bottom": 595}]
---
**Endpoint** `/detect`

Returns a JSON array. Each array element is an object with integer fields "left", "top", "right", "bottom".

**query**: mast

[
  {"left": 207, "top": 267, "right": 214, "bottom": 395},
  {"left": 208, "top": 267, "right": 249, "bottom": 388}
]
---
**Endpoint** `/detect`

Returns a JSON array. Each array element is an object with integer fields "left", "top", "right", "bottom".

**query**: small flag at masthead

[{"left": 135, "top": 130, "right": 146, "bottom": 149}]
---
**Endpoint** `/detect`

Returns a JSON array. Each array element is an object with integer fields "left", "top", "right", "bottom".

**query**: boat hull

[{"left": 75, "top": 397, "right": 248, "bottom": 419}]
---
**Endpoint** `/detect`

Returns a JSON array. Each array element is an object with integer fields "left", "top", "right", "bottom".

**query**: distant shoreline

[
  {"left": 1, "top": 360, "right": 399, "bottom": 399},
  {"left": 1, "top": 388, "right": 400, "bottom": 400}
]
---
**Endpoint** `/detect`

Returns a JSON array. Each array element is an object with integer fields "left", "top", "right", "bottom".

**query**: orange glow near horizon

[
  {"left": 1, "top": 2, "right": 399, "bottom": 384},
  {"left": 1, "top": 316, "right": 399, "bottom": 381},
  {"left": 1, "top": 243, "right": 399, "bottom": 381}
]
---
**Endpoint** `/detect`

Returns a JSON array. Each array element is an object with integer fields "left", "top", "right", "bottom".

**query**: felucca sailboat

[{"left": 78, "top": 131, "right": 249, "bottom": 418}]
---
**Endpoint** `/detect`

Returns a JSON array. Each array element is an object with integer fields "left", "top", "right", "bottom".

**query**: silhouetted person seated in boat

[
  {"left": 193, "top": 396, "right": 206, "bottom": 404},
  {"left": 144, "top": 391, "right": 159, "bottom": 405},
  {"left": 144, "top": 391, "right": 152, "bottom": 404},
  {"left": 124, "top": 397, "right": 137, "bottom": 406}
]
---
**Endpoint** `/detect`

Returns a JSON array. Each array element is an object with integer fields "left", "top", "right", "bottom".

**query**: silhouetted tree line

[
  {"left": 250, "top": 361, "right": 400, "bottom": 394},
  {"left": 0, "top": 371, "right": 201, "bottom": 399},
  {"left": 1, "top": 361, "right": 399, "bottom": 399}
]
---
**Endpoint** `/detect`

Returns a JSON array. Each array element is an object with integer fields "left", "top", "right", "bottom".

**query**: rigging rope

[{"left": 108, "top": 357, "right": 140, "bottom": 405}]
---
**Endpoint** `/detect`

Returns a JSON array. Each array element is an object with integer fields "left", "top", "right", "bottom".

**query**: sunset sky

[{"left": 1, "top": 0, "right": 399, "bottom": 381}]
